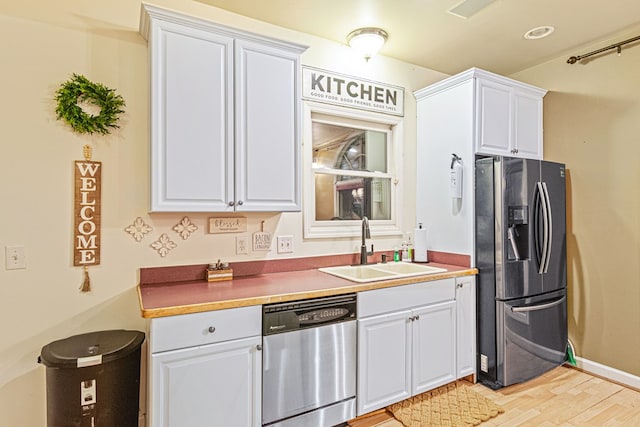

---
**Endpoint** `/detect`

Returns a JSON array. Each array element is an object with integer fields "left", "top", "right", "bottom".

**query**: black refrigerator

[{"left": 475, "top": 156, "right": 567, "bottom": 389}]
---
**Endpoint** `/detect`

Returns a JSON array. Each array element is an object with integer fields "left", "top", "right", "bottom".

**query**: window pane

[
  {"left": 312, "top": 122, "right": 387, "bottom": 173},
  {"left": 315, "top": 174, "right": 391, "bottom": 221}
]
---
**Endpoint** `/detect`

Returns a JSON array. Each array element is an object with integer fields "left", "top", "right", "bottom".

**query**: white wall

[
  {"left": 415, "top": 79, "right": 476, "bottom": 258},
  {"left": 0, "top": 0, "right": 446, "bottom": 424}
]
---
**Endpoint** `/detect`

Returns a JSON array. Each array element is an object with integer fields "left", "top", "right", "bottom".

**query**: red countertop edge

[{"left": 137, "top": 251, "right": 475, "bottom": 319}]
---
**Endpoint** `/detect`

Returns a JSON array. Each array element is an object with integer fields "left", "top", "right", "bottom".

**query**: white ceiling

[{"left": 194, "top": 0, "right": 640, "bottom": 75}]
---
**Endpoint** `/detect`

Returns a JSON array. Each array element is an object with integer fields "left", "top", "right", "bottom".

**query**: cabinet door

[
  {"left": 357, "top": 310, "right": 412, "bottom": 416},
  {"left": 456, "top": 277, "right": 476, "bottom": 378},
  {"left": 475, "top": 78, "right": 512, "bottom": 156},
  {"left": 513, "top": 91, "right": 543, "bottom": 159},
  {"left": 412, "top": 301, "right": 456, "bottom": 395},
  {"left": 235, "top": 39, "right": 301, "bottom": 211},
  {"left": 149, "top": 336, "right": 261, "bottom": 427},
  {"left": 149, "top": 21, "right": 235, "bottom": 212}
]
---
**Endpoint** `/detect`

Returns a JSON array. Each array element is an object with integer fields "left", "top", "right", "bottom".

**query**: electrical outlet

[
  {"left": 5, "top": 246, "right": 26, "bottom": 270},
  {"left": 236, "top": 236, "right": 249, "bottom": 255},
  {"left": 277, "top": 235, "right": 294, "bottom": 254}
]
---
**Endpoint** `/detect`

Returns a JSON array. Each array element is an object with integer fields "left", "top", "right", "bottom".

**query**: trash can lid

[{"left": 39, "top": 329, "right": 145, "bottom": 368}]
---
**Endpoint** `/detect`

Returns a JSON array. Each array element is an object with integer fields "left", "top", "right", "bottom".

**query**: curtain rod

[{"left": 567, "top": 34, "right": 640, "bottom": 64}]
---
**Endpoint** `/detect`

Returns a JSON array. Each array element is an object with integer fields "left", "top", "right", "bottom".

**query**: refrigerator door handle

[
  {"left": 511, "top": 296, "right": 565, "bottom": 313},
  {"left": 536, "top": 182, "right": 549, "bottom": 274},
  {"left": 541, "top": 182, "right": 553, "bottom": 273}
]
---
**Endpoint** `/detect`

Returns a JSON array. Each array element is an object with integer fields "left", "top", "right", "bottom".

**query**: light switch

[{"left": 5, "top": 246, "right": 26, "bottom": 270}]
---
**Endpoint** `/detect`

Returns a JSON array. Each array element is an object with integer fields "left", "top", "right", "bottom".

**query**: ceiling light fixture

[
  {"left": 524, "top": 26, "right": 555, "bottom": 40},
  {"left": 347, "top": 27, "right": 388, "bottom": 61}
]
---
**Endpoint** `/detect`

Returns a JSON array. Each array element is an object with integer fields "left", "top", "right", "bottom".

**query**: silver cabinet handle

[
  {"left": 415, "top": 315, "right": 420, "bottom": 321},
  {"left": 237, "top": 200, "right": 243, "bottom": 206},
  {"left": 208, "top": 326, "right": 216, "bottom": 333},
  {"left": 256, "top": 344, "right": 263, "bottom": 351},
  {"left": 228, "top": 201, "right": 235, "bottom": 207}
]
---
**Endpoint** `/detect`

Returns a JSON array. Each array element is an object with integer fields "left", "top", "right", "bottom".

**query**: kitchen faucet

[{"left": 360, "top": 216, "right": 374, "bottom": 265}]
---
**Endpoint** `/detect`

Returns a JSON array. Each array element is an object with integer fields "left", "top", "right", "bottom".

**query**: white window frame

[{"left": 303, "top": 101, "right": 404, "bottom": 239}]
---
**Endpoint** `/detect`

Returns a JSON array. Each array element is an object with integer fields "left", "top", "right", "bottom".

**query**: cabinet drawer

[
  {"left": 150, "top": 305, "right": 261, "bottom": 353},
  {"left": 358, "top": 279, "right": 455, "bottom": 318}
]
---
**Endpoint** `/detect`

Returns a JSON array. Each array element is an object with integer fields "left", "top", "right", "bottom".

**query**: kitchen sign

[{"left": 302, "top": 66, "right": 404, "bottom": 116}]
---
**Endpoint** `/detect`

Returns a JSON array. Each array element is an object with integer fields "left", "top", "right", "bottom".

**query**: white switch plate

[
  {"left": 236, "top": 236, "right": 249, "bottom": 255},
  {"left": 277, "top": 235, "right": 294, "bottom": 254},
  {"left": 5, "top": 246, "right": 26, "bottom": 270}
]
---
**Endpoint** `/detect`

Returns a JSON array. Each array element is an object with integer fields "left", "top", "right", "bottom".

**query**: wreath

[{"left": 55, "top": 74, "right": 126, "bottom": 135}]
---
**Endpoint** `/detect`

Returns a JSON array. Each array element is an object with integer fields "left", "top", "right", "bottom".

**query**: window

[{"left": 303, "top": 102, "right": 403, "bottom": 238}]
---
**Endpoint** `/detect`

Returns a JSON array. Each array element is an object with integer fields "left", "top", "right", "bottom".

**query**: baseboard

[{"left": 572, "top": 357, "right": 640, "bottom": 391}]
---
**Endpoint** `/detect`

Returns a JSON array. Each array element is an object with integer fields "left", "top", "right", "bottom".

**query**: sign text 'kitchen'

[{"left": 302, "top": 67, "right": 404, "bottom": 116}]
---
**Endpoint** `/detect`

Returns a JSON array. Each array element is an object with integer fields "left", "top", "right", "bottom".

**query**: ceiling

[{"left": 194, "top": 0, "right": 640, "bottom": 75}]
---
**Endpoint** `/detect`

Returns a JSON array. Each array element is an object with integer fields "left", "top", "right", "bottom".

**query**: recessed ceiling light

[{"left": 524, "top": 26, "right": 555, "bottom": 40}]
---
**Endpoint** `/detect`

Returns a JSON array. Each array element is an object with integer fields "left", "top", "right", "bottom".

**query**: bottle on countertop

[{"left": 401, "top": 241, "right": 410, "bottom": 262}]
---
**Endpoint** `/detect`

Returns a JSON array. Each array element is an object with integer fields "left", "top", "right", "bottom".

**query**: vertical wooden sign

[{"left": 73, "top": 160, "right": 101, "bottom": 266}]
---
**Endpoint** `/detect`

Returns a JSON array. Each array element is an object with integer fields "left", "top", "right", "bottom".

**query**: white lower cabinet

[
  {"left": 456, "top": 276, "right": 476, "bottom": 378},
  {"left": 412, "top": 301, "right": 457, "bottom": 395},
  {"left": 358, "top": 310, "right": 413, "bottom": 414},
  {"left": 151, "top": 337, "right": 261, "bottom": 426},
  {"left": 357, "top": 279, "right": 457, "bottom": 415},
  {"left": 148, "top": 306, "right": 262, "bottom": 427}
]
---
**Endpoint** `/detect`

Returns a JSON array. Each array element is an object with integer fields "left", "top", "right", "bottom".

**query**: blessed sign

[
  {"left": 208, "top": 217, "right": 247, "bottom": 233},
  {"left": 302, "top": 66, "right": 405, "bottom": 116},
  {"left": 73, "top": 161, "right": 101, "bottom": 266}
]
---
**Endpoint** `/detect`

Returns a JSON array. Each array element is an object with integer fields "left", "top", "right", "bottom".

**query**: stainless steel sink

[{"left": 319, "top": 262, "right": 447, "bottom": 283}]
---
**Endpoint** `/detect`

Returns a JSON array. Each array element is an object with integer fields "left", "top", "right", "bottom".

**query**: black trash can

[{"left": 38, "top": 329, "right": 145, "bottom": 427}]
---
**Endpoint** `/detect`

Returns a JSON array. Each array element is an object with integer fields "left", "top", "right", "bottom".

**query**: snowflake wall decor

[
  {"left": 151, "top": 233, "right": 177, "bottom": 257},
  {"left": 124, "top": 217, "right": 153, "bottom": 242},
  {"left": 173, "top": 216, "right": 198, "bottom": 240}
]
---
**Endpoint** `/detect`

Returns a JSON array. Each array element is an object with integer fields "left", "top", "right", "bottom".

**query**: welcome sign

[
  {"left": 73, "top": 160, "right": 101, "bottom": 266},
  {"left": 302, "top": 66, "right": 404, "bottom": 116}
]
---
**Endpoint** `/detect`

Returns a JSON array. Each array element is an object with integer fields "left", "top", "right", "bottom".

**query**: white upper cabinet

[
  {"left": 140, "top": 5, "right": 307, "bottom": 212},
  {"left": 475, "top": 70, "right": 546, "bottom": 159},
  {"left": 415, "top": 68, "right": 546, "bottom": 162}
]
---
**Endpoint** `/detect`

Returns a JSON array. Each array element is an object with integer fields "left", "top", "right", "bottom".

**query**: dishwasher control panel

[{"left": 263, "top": 294, "right": 356, "bottom": 335}]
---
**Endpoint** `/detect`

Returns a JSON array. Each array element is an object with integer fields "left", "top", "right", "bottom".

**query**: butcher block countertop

[{"left": 138, "top": 259, "right": 477, "bottom": 319}]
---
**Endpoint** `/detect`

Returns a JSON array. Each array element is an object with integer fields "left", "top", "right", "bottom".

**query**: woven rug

[{"left": 387, "top": 381, "right": 504, "bottom": 427}]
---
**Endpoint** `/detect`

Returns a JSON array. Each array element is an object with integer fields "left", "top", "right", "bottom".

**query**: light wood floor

[{"left": 350, "top": 366, "right": 640, "bottom": 426}]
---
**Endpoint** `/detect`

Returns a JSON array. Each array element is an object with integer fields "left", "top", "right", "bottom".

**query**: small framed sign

[{"left": 208, "top": 217, "right": 247, "bottom": 234}]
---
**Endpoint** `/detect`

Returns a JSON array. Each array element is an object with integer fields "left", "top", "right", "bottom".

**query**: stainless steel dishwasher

[{"left": 262, "top": 294, "right": 357, "bottom": 427}]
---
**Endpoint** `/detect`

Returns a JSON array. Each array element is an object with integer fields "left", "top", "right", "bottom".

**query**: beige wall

[
  {"left": 0, "top": 1, "right": 445, "bottom": 425},
  {"left": 511, "top": 30, "right": 640, "bottom": 377}
]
